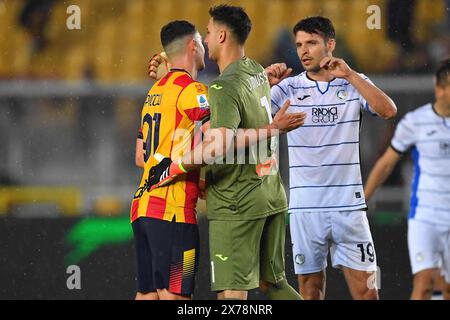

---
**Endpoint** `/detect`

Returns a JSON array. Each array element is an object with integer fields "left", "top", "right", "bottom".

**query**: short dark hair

[
  {"left": 293, "top": 16, "right": 335, "bottom": 40},
  {"left": 436, "top": 59, "right": 450, "bottom": 87},
  {"left": 160, "top": 20, "right": 196, "bottom": 48},
  {"left": 208, "top": 4, "right": 252, "bottom": 45}
]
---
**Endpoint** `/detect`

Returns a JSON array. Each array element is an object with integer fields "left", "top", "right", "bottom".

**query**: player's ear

[
  {"left": 218, "top": 29, "right": 226, "bottom": 44},
  {"left": 327, "top": 38, "right": 336, "bottom": 54},
  {"left": 189, "top": 38, "right": 197, "bottom": 53}
]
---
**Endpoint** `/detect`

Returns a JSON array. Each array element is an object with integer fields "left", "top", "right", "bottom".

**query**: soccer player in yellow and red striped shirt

[{"left": 131, "top": 20, "right": 209, "bottom": 300}]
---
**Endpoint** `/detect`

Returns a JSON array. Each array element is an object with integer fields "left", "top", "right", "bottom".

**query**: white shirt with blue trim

[
  {"left": 391, "top": 103, "right": 450, "bottom": 226},
  {"left": 271, "top": 71, "right": 376, "bottom": 213}
]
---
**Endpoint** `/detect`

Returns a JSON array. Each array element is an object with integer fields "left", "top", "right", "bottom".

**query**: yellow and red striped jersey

[{"left": 131, "top": 70, "right": 210, "bottom": 224}]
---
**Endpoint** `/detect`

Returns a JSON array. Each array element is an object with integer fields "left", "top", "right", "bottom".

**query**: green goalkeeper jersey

[{"left": 206, "top": 57, "right": 288, "bottom": 221}]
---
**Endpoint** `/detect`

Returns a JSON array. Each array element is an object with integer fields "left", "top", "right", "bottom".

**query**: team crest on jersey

[
  {"left": 415, "top": 252, "right": 424, "bottom": 263},
  {"left": 196, "top": 94, "right": 209, "bottom": 109},
  {"left": 295, "top": 254, "right": 305, "bottom": 265},
  {"left": 336, "top": 89, "right": 348, "bottom": 100},
  {"left": 195, "top": 83, "right": 204, "bottom": 93}
]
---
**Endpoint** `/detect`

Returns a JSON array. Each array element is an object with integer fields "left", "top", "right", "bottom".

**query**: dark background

[{"left": 0, "top": 216, "right": 410, "bottom": 300}]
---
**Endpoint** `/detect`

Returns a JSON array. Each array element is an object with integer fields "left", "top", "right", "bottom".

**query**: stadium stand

[{"left": 0, "top": 0, "right": 447, "bottom": 81}]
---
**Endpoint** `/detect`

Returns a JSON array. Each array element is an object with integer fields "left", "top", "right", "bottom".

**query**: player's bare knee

[
  {"left": 367, "top": 289, "right": 379, "bottom": 300},
  {"left": 135, "top": 292, "right": 158, "bottom": 300},
  {"left": 412, "top": 286, "right": 434, "bottom": 299},
  {"left": 412, "top": 275, "right": 434, "bottom": 299},
  {"left": 299, "top": 274, "right": 324, "bottom": 288},
  {"left": 218, "top": 290, "right": 248, "bottom": 300},
  {"left": 298, "top": 276, "right": 324, "bottom": 299},
  {"left": 414, "top": 281, "right": 434, "bottom": 294},
  {"left": 413, "top": 271, "right": 435, "bottom": 288},
  {"left": 303, "top": 291, "right": 321, "bottom": 300},
  {"left": 157, "top": 289, "right": 191, "bottom": 300},
  {"left": 300, "top": 287, "right": 323, "bottom": 300},
  {"left": 354, "top": 288, "right": 379, "bottom": 300},
  {"left": 441, "top": 283, "right": 450, "bottom": 299}
]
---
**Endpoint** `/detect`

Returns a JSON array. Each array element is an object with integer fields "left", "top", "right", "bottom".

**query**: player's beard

[
  {"left": 302, "top": 61, "right": 321, "bottom": 73},
  {"left": 206, "top": 45, "right": 218, "bottom": 63},
  {"left": 309, "top": 63, "right": 322, "bottom": 73},
  {"left": 305, "top": 51, "right": 328, "bottom": 73}
]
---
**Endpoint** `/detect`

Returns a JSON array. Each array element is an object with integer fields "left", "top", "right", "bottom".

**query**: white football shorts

[
  {"left": 408, "top": 218, "right": 450, "bottom": 283},
  {"left": 290, "top": 210, "right": 377, "bottom": 274}
]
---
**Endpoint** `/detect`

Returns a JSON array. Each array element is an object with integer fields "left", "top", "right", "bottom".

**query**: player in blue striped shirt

[{"left": 269, "top": 16, "right": 397, "bottom": 300}]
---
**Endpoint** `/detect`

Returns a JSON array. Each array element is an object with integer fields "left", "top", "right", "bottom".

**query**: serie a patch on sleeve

[{"left": 196, "top": 94, "right": 209, "bottom": 109}]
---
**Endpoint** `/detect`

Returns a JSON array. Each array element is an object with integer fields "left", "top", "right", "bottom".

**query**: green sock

[{"left": 265, "top": 280, "right": 303, "bottom": 300}]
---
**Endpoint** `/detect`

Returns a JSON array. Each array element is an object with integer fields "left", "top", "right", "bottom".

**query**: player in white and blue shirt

[
  {"left": 269, "top": 17, "right": 397, "bottom": 300},
  {"left": 391, "top": 105, "right": 450, "bottom": 226},
  {"left": 271, "top": 72, "right": 375, "bottom": 213},
  {"left": 364, "top": 59, "right": 450, "bottom": 299}
]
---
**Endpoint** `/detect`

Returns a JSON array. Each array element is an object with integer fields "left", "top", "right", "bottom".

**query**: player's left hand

[
  {"left": 320, "top": 57, "right": 353, "bottom": 79},
  {"left": 271, "top": 99, "right": 307, "bottom": 133},
  {"left": 265, "top": 63, "right": 293, "bottom": 87},
  {"left": 147, "top": 157, "right": 186, "bottom": 191}
]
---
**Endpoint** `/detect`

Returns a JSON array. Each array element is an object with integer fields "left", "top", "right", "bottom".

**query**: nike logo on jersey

[
  {"left": 298, "top": 95, "right": 311, "bottom": 101},
  {"left": 426, "top": 130, "right": 437, "bottom": 136},
  {"left": 210, "top": 84, "right": 223, "bottom": 90},
  {"left": 215, "top": 254, "right": 228, "bottom": 261}
]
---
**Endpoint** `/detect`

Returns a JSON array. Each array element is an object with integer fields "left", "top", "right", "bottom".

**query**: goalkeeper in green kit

[{"left": 147, "top": 5, "right": 303, "bottom": 300}]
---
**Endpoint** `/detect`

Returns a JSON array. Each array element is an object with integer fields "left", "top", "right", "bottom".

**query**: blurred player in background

[
  {"left": 365, "top": 59, "right": 450, "bottom": 300},
  {"left": 270, "top": 16, "right": 397, "bottom": 300},
  {"left": 131, "top": 20, "right": 210, "bottom": 300},
  {"left": 147, "top": 5, "right": 304, "bottom": 300}
]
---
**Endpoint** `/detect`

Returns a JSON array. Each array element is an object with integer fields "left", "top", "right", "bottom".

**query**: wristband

[{"left": 178, "top": 161, "right": 187, "bottom": 173}]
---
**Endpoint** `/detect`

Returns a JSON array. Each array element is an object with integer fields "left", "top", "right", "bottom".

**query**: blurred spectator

[
  {"left": 18, "top": 0, "right": 56, "bottom": 53},
  {"left": 271, "top": 28, "right": 302, "bottom": 74},
  {"left": 0, "top": 172, "right": 14, "bottom": 185},
  {"left": 387, "top": 0, "right": 417, "bottom": 52},
  {"left": 332, "top": 35, "right": 358, "bottom": 70},
  {"left": 426, "top": 1, "right": 450, "bottom": 69},
  {"left": 447, "top": 0, "right": 450, "bottom": 28},
  {"left": 427, "top": 32, "right": 450, "bottom": 70},
  {"left": 387, "top": 0, "right": 421, "bottom": 73}
]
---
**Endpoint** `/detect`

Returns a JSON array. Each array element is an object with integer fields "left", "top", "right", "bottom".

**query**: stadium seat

[
  {"left": 0, "top": 187, "right": 82, "bottom": 216},
  {"left": 0, "top": 0, "right": 447, "bottom": 80}
]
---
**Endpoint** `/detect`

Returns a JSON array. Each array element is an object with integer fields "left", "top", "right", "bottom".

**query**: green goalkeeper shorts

[{"left": 209, "top": 211, "right": 287, "bottom": 291}]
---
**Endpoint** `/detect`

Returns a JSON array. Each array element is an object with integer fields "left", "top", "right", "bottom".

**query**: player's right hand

[
  {"left": 265, "top": 63, "right": 293, "bottom": 87},
  {"left": 148, "top": 53, "right": 160, "bottom": 80},
  {"left": 271, "top": 99, "right": 306, "bottom": 133},
  {"left": 148, "top": 52, "right": 171, "bottom": 80}
]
